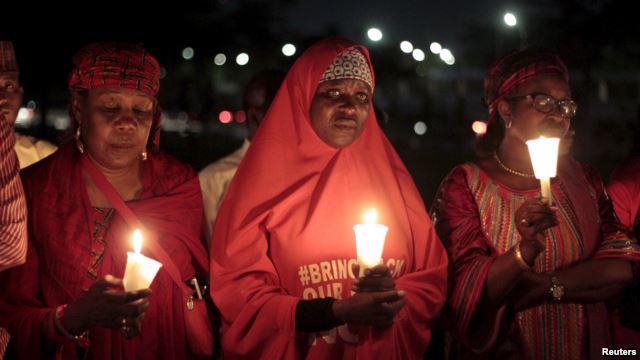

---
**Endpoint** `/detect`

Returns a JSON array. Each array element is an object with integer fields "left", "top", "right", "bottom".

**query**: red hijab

[{"left": 211, "top": 37, "right": 447, "bottom": 359}]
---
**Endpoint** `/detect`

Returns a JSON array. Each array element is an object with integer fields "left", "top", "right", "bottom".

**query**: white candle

[
  {"left": 353, "top": 209, "right": 388, "bottom": 277},
  {"left": 123, "top": 229, "right": 162, "bottom": 292},
  {"left": 526, "top": 136, "right": 560, "bottom": 204}
]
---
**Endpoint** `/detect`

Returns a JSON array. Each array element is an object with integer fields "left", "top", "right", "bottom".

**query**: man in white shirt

[{"left": 199, "top": 70, "right": 284, "bottom": 244}]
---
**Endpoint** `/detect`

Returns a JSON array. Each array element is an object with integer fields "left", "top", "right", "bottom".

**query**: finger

[
  {"left": 532, "top": 218, "right": 559, "bottom": 233},
  {"left": 387, "top": 298, "right": 406, "bottom": 315},
  {"left": 122, "top": 289, "right": 152, "bottom": 303},
  {"left": 525, "top": 214, "right": 558, "bottom": 228},
  {"left": 352, "top": 277, "right": 395, "bottom": 292},
  {"left": 523, "top": 206, "right": 556, "bottom": 218},
  {"left": 366, "top": 264, "right": 391, "bottom": 277},
  {"left": 89, "top": 278, "right": 111, "bottom": 292},
  {"left": 351, "top": 263, "right": 360, "bottom": 278},
  {"left": 370, "top": 290, "right": 404, "bottom": 304},
  {"left": 120, "top": 299, "right": 151, "bottom": 318},
  {"left": 104, "top": 274, "right": 123, "bottom": 286}
]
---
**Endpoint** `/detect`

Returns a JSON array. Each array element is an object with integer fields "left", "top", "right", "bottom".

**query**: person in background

[
  {"left": 0, "top": 41, "right": 57, "bottom": 169},
  {"left": 0, "top": 42, "right": 209, "bottom": 359},
  {"left": 431, "top": 48, "right": 640, "bottom": 359},
  {"left": 211, "top": 37, "right": 448, "bottom": 359},
  {"left": 14, "top": 133, "right": 57, "bottom": 169},
  {"left": 199, "top": 69, "right": 284, "bottom": 243},
  {"left": 607, "top": 117, "right": 640, "bottom": 350},
  {"left": 0, "top": 40, "right": 28, "bottom": 358}
]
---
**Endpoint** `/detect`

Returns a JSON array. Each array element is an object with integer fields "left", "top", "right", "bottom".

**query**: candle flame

[
  {"left": 133, "top": 229, "right": 142, "bottom": 254},
  {"left": 364, "top": 209, "right": 377, "bottom": 224},
  {"left": 526, "top": 136, "right": 560, "bottom": 179}
]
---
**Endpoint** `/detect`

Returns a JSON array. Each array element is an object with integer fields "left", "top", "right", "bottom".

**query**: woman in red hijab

[
  {"left": 0, "top": 42, "right": 209, "bottom": 359},
  {"left": 211, "top": 37, "right": 448, "bottom": 359},
  {"left": 431, "top": 48, "right": 640, "bottom": 359}
]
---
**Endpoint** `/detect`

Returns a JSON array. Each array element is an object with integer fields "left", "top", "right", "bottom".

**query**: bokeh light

[
  {"left": 182, "top": 47, "right": 194, "bottom": 60},
  {"left": 472, "top": 120, "right": 487, "bottom": 135},
  {"left": 214, "top": 53, "right": 227, "bottom": 66},
  {"left": 235, "top": 110, "right": 247, "bottom": 123},
  {"left": 414, "top": 121, "right": 427, "bottom": 135},
  {"left": 282, "top": 43, "right": 296, "bottom": 56},
  {"left": 236, "top": 53, "right": 249, "bottom": 66},
  {"left": 504, "top": 13, "right": 517, "bottom": 27},
  {"left": 400, "top": 41, "right": 413, "bottom": 53},
  {"left": 218, "top": 110, "right": 233, "bottom": 123},
  {"left": 429, "top": 42, "right": 442, "bottom": 54},
  {"left": 367, "top": 28, "right": 383, "bottom": 42},
  {"left": 412, "top": 49, "right": 425, "bottom": 61}
]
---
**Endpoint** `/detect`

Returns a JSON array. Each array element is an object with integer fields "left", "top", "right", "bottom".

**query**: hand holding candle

[
  {"left": 353, "top": 209, "right": 388, "bottom": 277},
  {"left": 123, "top": 229, "right": 162, "bottom": 292},
  {"left": 526, "top": 136, "right": 560, "bottom": 204}
]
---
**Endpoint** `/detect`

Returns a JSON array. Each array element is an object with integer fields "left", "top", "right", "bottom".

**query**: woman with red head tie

[
  {"left": 431, "top": 48, "right": 640, "bottom": 359},
  {"left": 211, "top": 37, "right": 448, "bottom": 359},
  {"left": 0, "top": 42, "right": 209, "bottom": 359}
]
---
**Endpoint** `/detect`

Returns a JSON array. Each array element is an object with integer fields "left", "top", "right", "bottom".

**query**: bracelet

[
  {"left": 549, "top": 275, "right": 565, "bottom": 301},
  {"left": 514, "top": 242, "right": 533, "bottom": 271},
  {"left": 54, "top": 304, "right": 90, "bottom": 347}
]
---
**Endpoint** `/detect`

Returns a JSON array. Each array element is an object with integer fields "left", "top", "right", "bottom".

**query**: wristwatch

[{"left": 549, "top": 275, "right": 565, "bottom": 301}]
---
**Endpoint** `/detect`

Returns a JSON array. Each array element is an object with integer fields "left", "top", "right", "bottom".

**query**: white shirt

[
  {"left": 14, "top": 133, "right": 57, "bottom": 169},
  {"left": 199, "top": 139, "right": 250, "bottom": 244}
]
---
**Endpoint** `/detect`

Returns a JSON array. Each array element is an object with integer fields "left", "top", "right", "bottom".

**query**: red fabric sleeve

[
  {"left": 212, "top": 214, "right": 301, "bottom": 359},
  {"left": 0, "top": 240, "right": 71, "bottom": 358},
  {"left": 607, "top": 158, "right": 640, "bottom": 230},
  {"left": 0, "top": 119, "right": 27, "bottom": 271},
  {"left": 578, "top": 164, "right": 640, "bottom": 260},
  {"left": 431, "top": 166, "right": 504, "bottom": 351}
]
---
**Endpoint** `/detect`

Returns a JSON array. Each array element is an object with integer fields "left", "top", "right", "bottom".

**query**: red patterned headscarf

[
  {"left": 484, "top": 48, "right": 569, "bottom": 124},
  {"left": 68, "top": 42, "right": 162, "bottom": 146},
  {"left": 0, "top": 41, "right": 19, "bottom": 75}
]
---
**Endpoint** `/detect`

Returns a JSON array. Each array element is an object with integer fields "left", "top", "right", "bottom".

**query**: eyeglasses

[{"left": 507, "top": 93, "right": 577, "bottom": 118}]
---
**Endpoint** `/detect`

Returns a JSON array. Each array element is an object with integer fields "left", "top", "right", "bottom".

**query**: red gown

[
  {"left": 432, "top": 160, "right": 640, "bottom": 360},
  {"left": 211, "top": 38, "right": 448, "bottom": 359},
  {"left": 0, "top": 143, "right": 208, "bottom": 359},
  {"left": 607, "top": 156, "right": 640, "bottom": 349}
]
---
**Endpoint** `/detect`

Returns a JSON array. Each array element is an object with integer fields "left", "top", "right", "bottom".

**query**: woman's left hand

[{"left": 351, "top": 264, "right": 396, "bottom": 293}]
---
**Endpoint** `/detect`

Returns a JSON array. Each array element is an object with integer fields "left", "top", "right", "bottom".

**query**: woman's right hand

[
  {"left": 515, "top": 197, "right": 558, "bottom": 261},
  {"left": 332, "top": 290, "right": 405, "bottom": 329},
  {"left": 63, "top": 275, "right": 151, "bottom": 337}
]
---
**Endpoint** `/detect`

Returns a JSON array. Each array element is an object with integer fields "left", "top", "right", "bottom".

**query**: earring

[
  {"left": 142, "top": 151, "right": 148, "bottom": 161},
  {"left": 75, "top": 127, "right": 84, "bottom": 154},
  {"left": 505, "top": 119, "right": 512, "bottom": 129}
]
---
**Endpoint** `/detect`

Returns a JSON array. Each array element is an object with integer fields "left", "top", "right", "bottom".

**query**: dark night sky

[{"left": 286, "top": 0, "right": 509, "bottom": 46}]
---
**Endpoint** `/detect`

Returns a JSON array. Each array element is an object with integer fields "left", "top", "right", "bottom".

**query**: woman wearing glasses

[{"left": 431, "top": 48, "right": 640, "bottom": 359}]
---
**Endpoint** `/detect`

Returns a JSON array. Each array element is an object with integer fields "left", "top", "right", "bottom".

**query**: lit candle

[
  {"left": 123, "top": 229, "right": 163, "bottom": 292},
  {"left": 526, "top": 136, "right": 560, "bottom": 204},
  {"left": 353, "top": 209, "right": 389, "bottom": 277}
]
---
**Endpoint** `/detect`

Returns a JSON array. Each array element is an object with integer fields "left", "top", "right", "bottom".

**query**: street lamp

[
  {"left": 400, "top": 41, "right": 413, "bottom": 53},
  {"left": 214, "top": 53, "right": 226, "bottom": 66},
  {"left": 236, "top": 53, "right": 249, "bottom": 66},
  {"left": 501, "top": 11, "right": 527, "bottom": 47},
  {"left": 367, "top": 28, "right": 383, "bottom": 42},
  {"left": 429, "top": 42, "right": 442, "bottom": 54},
  {"left": 282, "top": 44, "right": 296, "bottom": 57},
  {"left": 412, "top": 49, "right": 425, "bottom": 62},
  {"left": 504, "top": 12, "right": 517, "bottom": 27}
]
